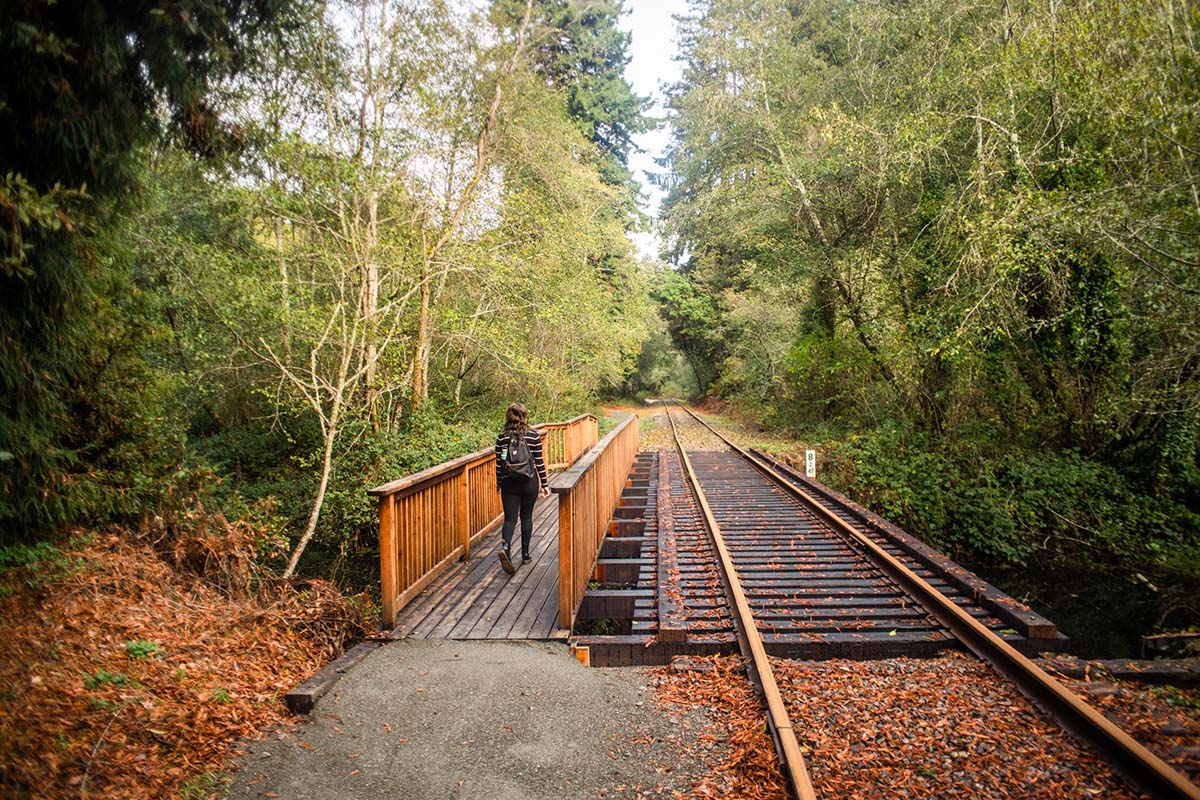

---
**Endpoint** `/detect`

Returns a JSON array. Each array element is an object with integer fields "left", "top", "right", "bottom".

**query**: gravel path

[
  {"left": 226, "top": 640, "right": 706, "bottom": 800},
  {"left": 628, "top": 404, "right": 725, "bottom": 452}
]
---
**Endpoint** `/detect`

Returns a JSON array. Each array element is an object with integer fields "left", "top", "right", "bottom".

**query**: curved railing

[{"left": 368, "top": 413, "right": 598, "bottom": 628}]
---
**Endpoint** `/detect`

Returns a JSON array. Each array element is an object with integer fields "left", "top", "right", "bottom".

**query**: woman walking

[{"left": 494, "top": 402, "right": 549, "bottom": 574}]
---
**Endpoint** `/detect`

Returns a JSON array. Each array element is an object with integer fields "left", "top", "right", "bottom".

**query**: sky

[{"left": 619, "top": 0, "right": 691, "bottom": 261}]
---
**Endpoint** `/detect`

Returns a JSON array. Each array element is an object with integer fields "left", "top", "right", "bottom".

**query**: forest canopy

[
  {"left": 0, "top": 0, "right": 653, "bottom": 577},
  {"left": 658, "top": 0, "right": 1199, "bottom": 634}
]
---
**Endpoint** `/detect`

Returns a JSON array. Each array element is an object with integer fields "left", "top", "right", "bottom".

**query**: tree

[
  {"left": 219, "top": 0, "right": 537, "bottom": 576},
  {"left": 0, "top": 0, "right": 295, "bottom": 539},
  {"left": 496, "top": 0, "right": 651, "bottom": 192}
]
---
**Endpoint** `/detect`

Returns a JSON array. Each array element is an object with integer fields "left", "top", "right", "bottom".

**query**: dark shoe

[
  {"left": 522, "top": 554, "right": 532, "bottom": 564},
  {"left": 498, "top": 548, "right": 516, "bottom": 575}
]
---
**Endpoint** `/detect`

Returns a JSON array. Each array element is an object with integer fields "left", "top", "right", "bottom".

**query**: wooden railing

[
  {"left": 368, "top": 413, "right": 598, "bottom": 628},
  {"left": 538, "top": 413, "right": 599, "bottom": 470},
  {"left": 553, "top": 413, "right": 640, "bottom": 629}
]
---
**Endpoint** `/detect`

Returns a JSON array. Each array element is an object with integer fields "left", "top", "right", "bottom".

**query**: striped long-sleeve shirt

[{"left": 494, "top": 429, "right": 548, "bottom": 488}]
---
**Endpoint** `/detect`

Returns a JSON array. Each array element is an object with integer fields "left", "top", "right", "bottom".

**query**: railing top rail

[
  {"left": 550, "top": 413, "right": 636, "bottom": 495},
  {"left": 367, "top": 415, "right": 596, "bottom": 498},
  {"left": 367, "top": 446, "right": 493, "bottom": 497},
  {"left": 537, "top": 413, "right": 597, "bottom": 428}
]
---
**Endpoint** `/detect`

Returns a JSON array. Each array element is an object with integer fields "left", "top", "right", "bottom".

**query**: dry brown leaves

[
  {"left": 1061, "top": 678, "right": 1200, "bottom": 784},
  {"left": 652, "top": 657, "right": 788, "bottom": 800},
  {"left": 650, "top": 653, "right": 1197, "bottom": 799},
  {"left": 0, "top": 528, "right": 370, "bottom": 799},
  {"left": 774, "top": 654, "right": 1150, "bottom": 799}
]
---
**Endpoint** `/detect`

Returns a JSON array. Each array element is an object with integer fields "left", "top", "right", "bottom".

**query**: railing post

[
  {"left": 380, "top": 493, "right": 398, "bottom": 629},
  {"left": 458, "top": 464, "right": 471, "bottom": 562},
  {"left": 558, "top": 493, "right": 574, "bottom": 629}
]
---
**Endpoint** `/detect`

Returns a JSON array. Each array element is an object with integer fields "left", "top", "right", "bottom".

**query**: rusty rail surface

[
  {"left": 671, "top": 402, "right": 1200, "bottom": 800},
  {"left": 368, "top": 413, "right": 598, "bottom": 628},
  {"left": 553, "top": 413, "right": 639, "bottom": 629}
]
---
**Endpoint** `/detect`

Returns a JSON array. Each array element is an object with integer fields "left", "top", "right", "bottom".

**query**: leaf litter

[
  {"left": 0, "top": 527, "right": 371, "bottom": 799},
  {"left": 650, "top": 652, "right": 1200, "bottom": 799}
]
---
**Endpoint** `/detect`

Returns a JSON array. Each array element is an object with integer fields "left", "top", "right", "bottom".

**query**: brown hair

[{"left": 503, "top": 402, "right": 529, "bottom": 434}]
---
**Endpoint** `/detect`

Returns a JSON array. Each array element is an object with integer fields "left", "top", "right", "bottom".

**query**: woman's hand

[{"left": 539, "top": 485, "right": 551, "bottom": 498}]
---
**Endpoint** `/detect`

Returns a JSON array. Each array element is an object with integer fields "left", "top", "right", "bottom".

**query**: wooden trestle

[{"left": 570, "top": 447, "right": 1068, "bottom": 667}]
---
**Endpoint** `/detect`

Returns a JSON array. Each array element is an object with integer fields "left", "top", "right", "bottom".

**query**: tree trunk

[
  {"left": 283, "top": 416, "right": 338, "bottom": 579},
  {"left": 813, "top": 271, "right": 837, "bottom": 338},
  {"left": 411, "top": 255, "right": 432, "bottom": 412},
  {"left": 277, "top": 215, "right": 290, "bottom": 357},
  {"left": 365, "top": 187, "right": 380, "bottom": 432}
]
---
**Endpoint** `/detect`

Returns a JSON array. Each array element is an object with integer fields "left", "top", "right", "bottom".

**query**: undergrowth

[{"left": 0, "top": 513, "right": 371, "bottom": 799}]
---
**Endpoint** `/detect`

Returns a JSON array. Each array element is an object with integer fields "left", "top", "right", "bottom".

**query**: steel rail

[
  {"left": 672, "top": 401, "right": 1200, "bottom": 800},
  {"left": 664, "top": 404, "right": 817, "bottom": 800}
]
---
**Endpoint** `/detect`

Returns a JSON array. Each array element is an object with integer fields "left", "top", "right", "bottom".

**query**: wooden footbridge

[{"left": 367, "top": 412, "right": 638, "bottom": 640}]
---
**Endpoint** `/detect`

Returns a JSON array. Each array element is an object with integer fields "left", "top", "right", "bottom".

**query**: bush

[
  {"left": 187, "top": 403, "right": 502, "bottom": 581},
  {"left": 829, "top": 424, "right": 1197, "bottom": 570}
]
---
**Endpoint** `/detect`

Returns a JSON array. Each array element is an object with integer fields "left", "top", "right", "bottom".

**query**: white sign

[{"left": 805, "top": 449, "right": 816, "bottom": 478}]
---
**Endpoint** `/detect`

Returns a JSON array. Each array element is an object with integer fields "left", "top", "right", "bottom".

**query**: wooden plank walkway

[{"left": 389, "top": 493, "right": 565, "bottom": 640}]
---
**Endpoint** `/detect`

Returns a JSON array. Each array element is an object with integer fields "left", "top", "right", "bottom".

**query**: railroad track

[{"left": 658, "top": 401, "right": 1199, "bottom": 800}]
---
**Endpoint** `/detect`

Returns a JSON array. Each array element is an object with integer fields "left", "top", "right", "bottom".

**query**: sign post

[{"left": 805, "top": 449, "right": 816, "bottom": 478}]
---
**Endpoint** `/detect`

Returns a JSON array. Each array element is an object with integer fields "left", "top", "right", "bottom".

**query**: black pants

[{"left": 500, "top": 476, "right": 538, "bottom": 557}]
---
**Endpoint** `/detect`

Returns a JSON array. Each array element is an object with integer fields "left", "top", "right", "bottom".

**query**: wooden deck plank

[
  {"left": 424, "top": 546, "right": 513, "bottom": 639},
  {"left": 391, "top": 555, "right": 481, "bottom": 636},
  {"left": 506, "top": 551, "right": 561, "bottom": 638},
  {"left": 402, "top": 539, "right": 505, "bottom": 638},
  {"left": 520, "top": 574, "right": 563, "bottom": 639},
  {"left": 463, "top": 500, "right": 558, "bottom": 638},
  {"left": 479, "top": 509, "right": 563, "bottom": 638},
  {"left": 457, "top": 499, "right": 558, "bottom": 638}
]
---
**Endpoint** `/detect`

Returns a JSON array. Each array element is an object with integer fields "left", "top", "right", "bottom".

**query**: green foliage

[
  {"left": 187, "top": 401, "right": 506, "bottom": 576},
  {"left": 0, "top": 0, "right": 294, "bottom": 543},
  {"left": 779, "top": 334, "right": 875, "bottom": 428},
  {"left": 1153, "top": 685, "right": 1200, "bottom": 712},
  {"left": 835, "top": 426, "right": 1024, "bottom": 564},
  {"left": 0, "top": 540, "right": 62, "bottom": 571},
  {"left": 310, "top": 411, "right": 495, "bottom": 548},
  {"left": 209, "top": 688, "right": 232, "bottom": 704},
  {"left": 830, "top": 425, "right": 1198, "bottom": 571},
  {"left": 618, "top": 330, "right": 698, "bottom": 400},
  {"left": 125, "top": 640, "right": 164, "bottom": 660},
  {"left": 85, "top": 670, "right": 138, "bottom": 690},
  {"left": 651, "top": 269, "right": 729, "bottom": 394},
  {"left": 0, "top": 539, "right": 88, "bottom": 596}
]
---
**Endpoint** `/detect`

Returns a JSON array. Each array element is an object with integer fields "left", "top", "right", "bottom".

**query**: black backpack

[{"left": 502, "top": 432, "right": 537, "bottom": 480}]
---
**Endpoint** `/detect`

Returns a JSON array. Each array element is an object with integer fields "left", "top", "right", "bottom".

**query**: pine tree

[{"left": 0, "top": 0, "right": 295, "bottom": 539}]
